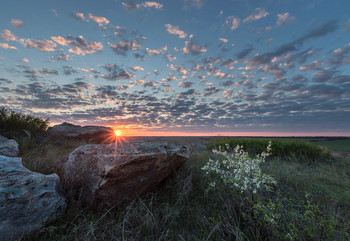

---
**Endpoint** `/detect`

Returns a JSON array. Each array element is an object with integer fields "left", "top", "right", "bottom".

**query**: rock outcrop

[
  {"left": 0, "top": 155, "right": 67, "bottom": 240},
  {"left": 47, "top": 122, "right": 115, "bottom": 143},
  {"left": 61, "top": 142, "right": 190, "bottom": 209},
  {"left": 0, "top": 135, "right": 19, "bottom": 157}
]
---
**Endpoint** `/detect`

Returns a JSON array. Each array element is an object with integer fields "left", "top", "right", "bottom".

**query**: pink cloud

[
  {"left": 243, "top": 8, "right": 269, "bottom": 23},
  {"left": 146, "top": 45, "right": 167, "bottom": 56},
  {"left": 225, "top": 16, "right": 240, "bottom": 30},
  {"left": 11, "top": 19, "right": 23, "bottom": 27},
  {"left": 0, "top": 43, "right": 17, "bottom": 50},
  {"left": 165, "top": 24, "right": 187, "bottom": 38},
  {"left": 19, "top": 38, "right": 57, "bottom": 51},
  {"left": 0, "top": 29, "right": 17, "bottom": 41},
  {"left": 74, "top": 12, "right": 110, "bottom": 27},
  {"left": 277, "top": 12, "right": 295, "bottom": 26}
]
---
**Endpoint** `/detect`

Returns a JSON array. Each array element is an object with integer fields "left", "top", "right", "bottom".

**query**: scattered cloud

[
  {"left": 146, "top": 45, "right": 167, "bottom": 56},
  {"left": 52, "top": 53, "right": 70, "bottom": 61},
  {"left": 19, "top": 38, "right": 57, "bottom": 52},
  {"left": 0, "top": 29, "right": 17, "bottom": 41},
  {"left": 277, "top": 12, "right": 295, "bottom": 26},
  {"left": 21, "top": 57, "right": 29, "bottom": 63},
  {"left": 109, "top": 40, "right": 141, "bottom": 56},
  {"left": 101, "top": 64, "right": 134, "bottom": 80},
  {"left": 131, "top": 66, "right": 144, "bottom": 71},
  {"left": 251, "top": 20, "right": 337, "bottom": 65},
  {"left": 11, "top": 19, "right": 23, "bottom": 28},
  {"left": 165, "top": 24, "right": 187, "bottom": 38},
  {"left": 243, "top": 8, "right": 269, "bottom": 23},
  {"left": 299, "top": 60, "right": 322, "bottom": 71},
  {"left": 73, "top": 12, "right": 110, "bottom": 27},
  {"left": 52, "top": 35, "right": 103, "bottom": 55},
  {"left": 178, "top": 81, "right": 194, "bottom": 88},
  {"left": 122, "top": 1, "right": 163, "bottom": 11},
  {"left": 236, "top": 46, "right": 254, "bottom": 59},
  {"left": 225, "top": 16, "right": 240, "bottom": 30},
  {"left": 182, "top": 41, "right": 207, "bottom": 55},
  {"left": 0, "top": 42, "right": 16, "bottom": 50},
  {"left": 183, "top": 0, "right": 205, "bottom": 9}
]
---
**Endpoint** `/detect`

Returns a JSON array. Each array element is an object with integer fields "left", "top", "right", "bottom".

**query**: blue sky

[{"left": 1, "top": 0, "right": 350, "bottom": 136}]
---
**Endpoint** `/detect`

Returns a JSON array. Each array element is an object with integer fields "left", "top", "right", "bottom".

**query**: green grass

[
  {"left": 314, "top": 139, "right": 350, "bottom": 152},
  {"left": 207, "top": 138, "right": 332, "bottom": 162},
  {"left": 13, "top": 134, "right": 350, "bottom": 240}
]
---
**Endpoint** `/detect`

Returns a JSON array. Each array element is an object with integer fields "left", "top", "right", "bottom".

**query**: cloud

[
  {"left": 225, "top": 16, "right": 240, "bottom": 30},
  {"left": 52, "top": 53, "right": 69, "bottom": 61},
  {"left": 178, "top": 81, "right": 194, "bottom": 88},
  {"left": 0, "top": 43, "right": 16, "bottom": 50},
  {"left": 19, "top": 38, "right": 57, "bottom": 52},
  {"left": 183, "top": 0, "right": 205, "bottom": 9},
  {"left": 73, "top": 12, "right": 110, "bottom": 27},
  {"left": 0, "top": 29, "right": 17, "bottom": 41},
  {"left": 109, "top": 40, "right": 141, "bottom": 56},
  {"left": 219, "top": 38, "right": 228, "bottom": 43},
  {"left": 262, "top": 64, "right": 286, "bottom": 79},
  {"left": 236, "top": 47, "right": 254, "bottom": 59},
  {"left": 277, "top": 12, "right": 295, "bottom": 26},
  {"left": 182, "top": 41, "right": 207, "bottom": 55},
  {"left": 299, "top": 60, "right": 322, "bottom": 71},
  {"left": 11, "top": 19, "right": 23, "bottom": 28},
  {"left": 21, "top": 58, "right": 29, "bottom": 63},
  {"left": 312, "top": 69, "right": 336, "bottom": 82},
  {"left": 146, "top": 45, "right": 167, "bottom": 56},
  {"left": 243, "top": 8, "right": 269, "bottom": 23},
  {"left": 251, "top": 20, "right": 337, "bottom": 65},
  {"left": 131, "top": 66, "right": 144, "bottom": 71},
  {"left": 328, "top": 43, "right": 350, "bottom": 66},
  {"left": 122, "top": 1, "right": 163, "bottom": 11},
  {"left": 52, "top": 35, "right": 103, "bottom": 55},
  {"left": 101, "top": 64, "right": 134, "bottom": 80},
  {"left": 142, "top": 1, "right": 163, "bottom": 9},
  {"left": 165, "top": 24, "right": 187, "bottom": 38},
  {"left": 62, "top": 65, "right": 78, "bottom": 75},
  {"left": 39, "top": 68, "right": 58, "bottom": 75},
  {"left": 0, "top": 78, "right": 13, "bottom": 83}
]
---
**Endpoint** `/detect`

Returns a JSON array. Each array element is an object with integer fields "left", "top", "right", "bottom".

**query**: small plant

[{"left": 202, "top": 141, "right": 277, "bottom": 195}]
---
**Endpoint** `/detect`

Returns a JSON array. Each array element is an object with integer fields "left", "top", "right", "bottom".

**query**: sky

[{"left": 0, "top": 0, "right": 350, "bottom": 136}]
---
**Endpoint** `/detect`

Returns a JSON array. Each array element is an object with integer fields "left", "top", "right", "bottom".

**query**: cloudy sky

[{"left": 1, "top": 0, "right": 350, "bottom": 136}]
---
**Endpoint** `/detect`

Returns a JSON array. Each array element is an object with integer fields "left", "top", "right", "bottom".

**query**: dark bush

[{"left": 0, "top": 106, "right": 49, "bottom": 133}]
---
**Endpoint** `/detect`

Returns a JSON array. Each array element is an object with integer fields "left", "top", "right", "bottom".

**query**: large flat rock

[
  {"left": 61, "top": 142, "right": 190, "bottom": 209},
  {"left": 48, "top": 122, "right": 115, "bottom": 143},
  {"left": 0, "top": 155, "right": 67, "bottom": 241}
]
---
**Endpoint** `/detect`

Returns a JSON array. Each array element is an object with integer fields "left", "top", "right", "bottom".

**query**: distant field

[{"left": 126, "top": 136, "right": 350, "bottom": 153}]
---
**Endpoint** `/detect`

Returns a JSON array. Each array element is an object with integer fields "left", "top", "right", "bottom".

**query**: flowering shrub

[{"left": 202, "top": 141, "right": 277, "bottom": 194}]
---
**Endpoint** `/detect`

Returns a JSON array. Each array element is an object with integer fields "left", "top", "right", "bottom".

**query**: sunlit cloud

[
  {"left": 182, "top": 41, "right": 207, "bottom": 55},
  {"left": 73, "top": 12, "right": 110, "bottom": 27},
  {"left": 165, "top": 24, "right": 187, "bottom": 38},
  {"left": 0, "top": 29, "right": 17, "bottom": 41},
  {"left": 277, "top": 12, "right": 295, "bottom": 26},
  {"left": 11, "top": 19, "right": 23, "bottom": 27},
  {"left": 225, "top": 16, "right": 240, "bottom": 30},
  {"left": 122, "top": 1, "right": 163, "bottom": 11},
  {"left": 19, "top": 38, "right": 57, "bottom": 52},
  {"left": 243, "top": 8, "right": 269, "bottom": 23},
  {"left": 0, "top": 42, "right": 17, "bottom": 50},
  {"left": 52, "top": 35, "right": 103, "bottom": 55},
  {"left": 146, "top": 45, "right": 167, "bottom": 56}
]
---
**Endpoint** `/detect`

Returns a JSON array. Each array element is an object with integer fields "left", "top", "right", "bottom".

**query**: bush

[
  {"left": 207, "top": 138, "right": 332, "bottom": 162},
  {"left": 0, "top": 106, "right": 49, "bottom": 133}
]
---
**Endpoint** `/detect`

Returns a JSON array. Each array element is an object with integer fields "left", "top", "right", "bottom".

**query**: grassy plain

[{"left": 15, "top": 135, "right": 349, "bottom": 240}]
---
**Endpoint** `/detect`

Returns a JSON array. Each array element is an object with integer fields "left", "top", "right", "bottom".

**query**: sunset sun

[{"left": 114, "top": 130, "right": 121, "bottom": 137}]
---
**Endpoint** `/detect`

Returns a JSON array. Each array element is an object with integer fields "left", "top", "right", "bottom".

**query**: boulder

[
  {"left": 0, "top": 155, "right": 67, "bottom": 240},
  {"left": 61, "top": 142, "right": 190, "bottom": 209},
  {"left": 47, "top": 122, "right": 115, "bottom": 143},
  {"left": 0, "top": 135, "right": 19, "bottom": 157}
]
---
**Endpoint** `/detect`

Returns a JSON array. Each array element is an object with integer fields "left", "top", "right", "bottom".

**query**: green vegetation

[
  {"left": 1, "top": 110, "right": 346, "bottom": 240},
  {"left": 0, "top": 106, "right": 49, "bottom": 133},
  {"left": 207, "top": 138, "right": 333, "bottom": 162},
  {"left": 314, "top": 139, "right": 350, "bottom": 152},
  {"left": 17, "top": 136, "right": 349, "bottom": 240}
]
